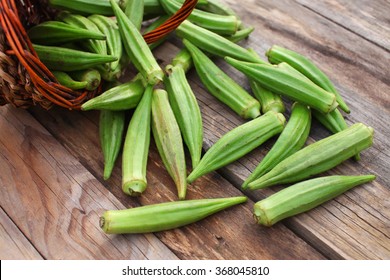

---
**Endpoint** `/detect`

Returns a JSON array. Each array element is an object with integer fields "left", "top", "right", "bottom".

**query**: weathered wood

[
  {"left": 0, "top": 207, "right": 43, "bottom": 260},
  {"left": 30, "top": 107, "right": 325, "bottom": 260},
  {"left": 0, "top": 107, "right": 178, "bottom": 260}
]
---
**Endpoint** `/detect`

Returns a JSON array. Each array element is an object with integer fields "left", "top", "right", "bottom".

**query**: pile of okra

[{"left": 37, "top": 0, "right": 375, "bottom": 234}]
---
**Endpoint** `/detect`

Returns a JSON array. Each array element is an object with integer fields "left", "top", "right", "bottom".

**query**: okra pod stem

[
  {"left": 254, "top": 175, "right": 375, "bottom": 226},
  {"left": 248, "top": 123, "right": 374, "bottom": 190},
  {"left": 70, "top": 68, "right": 101, "bottom": 91},
  {"left": 122, "top": 86, "right": 153, "bottom": 196},
  {"left": 52, "top": 71, "right": 88, "bottom": 90},
  {"left": 183, "top": 40, "right": 260, "bottom": 119},
  {"left": 249, "top": 80, "right": 285, "bottom": 114},
  {"left": 152, "top": 89, "right": 187, "bottom": 200},
  {"left": 242, "top": 103, "right": 311, "bottom": 189},
  {"left": 187, "top": 111, "right": 286, "bottom": 183},
  {"left": 101, "top": 196, "right": 247, "bottom": 234}
]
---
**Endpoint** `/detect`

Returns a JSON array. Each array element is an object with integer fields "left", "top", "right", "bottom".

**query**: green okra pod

[
  {"left": 27, "top": 21, "right": 106, "bottom": 45},
  {"left": 165, "top": 65, "right": 203, "bottom": 169},
  {"left": 254, "top": 175, "right": 376, "bottom": 226},
  {"left": 33, "top": 44, "right": 117, "bottom": 72},
  {"left": 81, "top": 75, "right": 145, "bottom": 111},
  {"left": 242, "top": 103, "right": 311, "bottom": 189},
  {"left": 225, "top": 57, "right": 338, "bottom": 114},
  {"left": 49, "top": 0, "right": 116, "bottom": 16},
  {"left": 110, "top": 0, "right": 164, "bottom": 85},
  {"left": 225, "top": 26, "right": 254, "bottom": 42},
  {"left": 249, "top": 80, "right": 285, "bottom": 114},
  {"left": 266, "top": 45, "right": 350, "bottom": 113},
  {"left": 152, "top": 89, "right": 187, "bottom": 200},
  {"left": 124, "top": 0, "right": 144, "bottom": 30},
  {"left": 52, "top": 71, "right": 88, "bottom": 90},
  {"left": 122, "top": 86, "right": 153, "bottom": 196},
  {"left": 184, "top": 40, "right": 260, "bottom": 119},
  {"left": 159, "top": 0, "right": 239, "bottom": 35},
  {"left": 187, "top": 111, "right": 286, "bottom": 184},
  {"left": 99, "top": 110, "right": 126, "bottom": 180},
  {"left": 70, "top": 68, "right": 101, "bottom": 91},
  {"left": 176, "top": 21, "right": 264, "bottom": 63},
  {"left": 100, "top": 196, "right": 247, "bottom": 234},
  {"left": 248, "top": 123, "right": 374, "bottom": 190}
]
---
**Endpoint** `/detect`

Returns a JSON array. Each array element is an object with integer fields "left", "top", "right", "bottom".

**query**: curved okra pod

[
  {"left": 99, "top": 110, "right": 126, "bottom": 180},
  {"left": 249, "top": 80, "right": 285, "bottom": 114},
  {"left": 165, "top": 65, "right": 203, "bottom": 169},
  {"left": 248, "top": 123, "right": 374, "bottom": 190},
  {"left": 266, "top": 45, "right": 350, "bottom": 113},
  {"left": 110, "top": 0, "right": 164, "bottom": 85},
  {"left": 122, "top": 86, "right": 153, "bottom": 196},
  {"left": 225, "top": 57, "right": 338, "bottom": 114},
  {"left": 81, "top": 74, "right": 145, "bottom": 111},
  {"left": 254, "top": 175, "right": 375, "bottom": 226},
  {"left": 70, "top": 68, "right": 101, "bottom": 91},
  {"left": 152, "top": 89, "right": 187, "bottom": 200},
  {"left": 176, "top": 21, "right": 264, "bottom": 63},
  {"left": 183, "top": 40, "right": 260, "bottom": 119},
  {"left": 242, "top": 103, "right": 311, "bottom": 189},
  {"left": 100, "top": 196, "right": 247, "bottom": 234},
  {"left": 187, "top": 111, "right": 286, "bottom": 184},
  {"left": 52, "top": 71, "right": 88, "bottom": 90}
]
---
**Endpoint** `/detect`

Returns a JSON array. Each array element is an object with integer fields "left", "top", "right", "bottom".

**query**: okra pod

[
  {"left": 33, "top": 44, "right": 117, "bottom": 72},
  {"left": 242, "top": 103, "right": 311, "bottom": 189},
  {"left": 101, "top": 196, "right": 247, "bottom": 234},
  {"left": 165, "top": 65, "right": 203, "bottom": 169},
  {"left": 49, "top": 0, "right": 116, "bottom": 16},
  {"left": 81, "top": 75, "right": 145, "bottom": 111},
  {"left": 152, "top": 89, "right": 187, "bottom": 200},
  {"left": 183, "top": 40, "right": 260, "bottom": 119},
  {"left": 266, "top": 45, "right": 350, "bottom": 113},
  {"left": 225, "top": 57, "right": 338, "bottom": 114},
  {"left": 187, "top": 111, "right": 286, "bottom": 183},
  {"left": 70, "top": 68, "right": 101, "bottom": 91},
  {"left": 159, "top": 0, "right": 239, "bottom": 35},
  {"left": 110, "top": 0, "right": 164, "bottom": 85},
  {"left": 225, "top": 26, "right": 254, "bottom": 43},
  {"left": 254, "top": 175, "right": 376, "bottom": 226},
  {"left": 27, "top": 21, "right": 106, "bottom": 45},
  {"left": 52, "top": 71, "right": 88, "bottom": 90},
  {"left": 124, "top": 0, "right": 144, "bottom": 30},
  {"left": 249, "top": 80, "right": 285, "bottom": 114},
  {"left": 99, "top": 110, "right": 126, "bottom": 180},
  {"left": 176, "top": 20, "right": 264, "bottom": 63},
  {"left": 248, "top": 123, "right": 374, "bottom": 190},
  {"left": 122, "top": 86, "right": 153, "bottom": 196}
]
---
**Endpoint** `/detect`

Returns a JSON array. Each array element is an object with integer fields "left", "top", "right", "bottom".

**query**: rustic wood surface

[{"left": 0, "top": 0, "right": 389, "bottom": 260}]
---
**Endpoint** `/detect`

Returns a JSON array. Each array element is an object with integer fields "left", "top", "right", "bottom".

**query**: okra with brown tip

[
  {"left": 225, "top": 57, "right": 338, "bottom": 114},
  {"left": 165, "top": 64, "right": 203, "bottom": 169},
  {"left": 70, "top": 68, "right": 101, "bottom": 91},
  {"left": 183, "top": 40, "right": 260, "bottom": 119},
  {"left": 122, "top": 86, "right": 153, "bottom": 196},
  {"left": 176, "top": 20, "right": 264, "bottom": 63},
  {"left": 152, "top": 89, "right": 187, "bottom": 200},
  {"left": 52, "top": 71, "right": 88, "bottom": 90},
  {"left": 99, "top": 110, "right": 126, "bottom": 180},
  {"left": 187, "top": 111, "right": 286, "bottom": 184},
  {"left": 248, "top": 123, "right": 374, "bottom": 190},
  {"left": 254, "top": 175, "right": 375, "bottom": 226},
  {"left": 242, "top": 103, "right": 311, "bottom": 189},
  {"left": 100, "top": 196, "right": 247, "bottom": 234},
  {"left": 266, "top": 45, "right": 350, "bottom": 113},
  {"left": 81, "top": 74, "right": 145, "bottom": 111},
  {"left": 110, "top": 0, "right": 164, "bottom": 85}
]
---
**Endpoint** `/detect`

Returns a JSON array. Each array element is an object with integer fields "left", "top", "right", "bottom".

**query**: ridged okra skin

[
  {"left": 187, "top": 111, "right": 286, "bottom": 184},
  {"left": 248, "top": 123, "right": 374, "bottom": 190},
  {"left": 254, "top": 175, "right": 375, "bottom": 226},
  {"left": 110, "top": 0, "right": 164, "bottom": 85},
  {"left": 225, "top": 57, "right": 338, "bottom": 114},
  {"left": 124, "top": 0, "right": 144, "bottom": 29},
  {"left": 152, "top": 89, "right": 187, "bottom": 200},
  {"left": 122, "top": 86, "right": 153, "bottom": 196},
  {"left": 183, "top": 40, "right": 260, "bottom": 119},
  {"left": 266, "top": 45, "right": 350, "bottom": 113},
  {"left": 242, "top": 103, "right": 311, "bottom": 189},
  {"left": 49, "top": 0, "right": 116, "bottom": 16},
  {"left": 101, "top": 196, "right": 247, "bottom": 234},
  {"left": 99, "top": 110, "right": 126, "bottom": 180},
  {"left": 165, "top": 65, "right": 203, "bottom": 169}
]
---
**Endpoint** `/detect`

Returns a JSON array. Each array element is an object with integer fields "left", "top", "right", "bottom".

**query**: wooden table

[{"left": 1, "top": 0, "right": 389, "bottom": 260}]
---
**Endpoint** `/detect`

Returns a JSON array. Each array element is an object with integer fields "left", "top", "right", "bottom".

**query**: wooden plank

[
  {"left": 0, "top": 207, "right": 43, "bottom": 260},
  {"left": 0, "top": 106, "right": 178, "bottom": 260},
  {"left": 30, "top": 107, "right": 325, "bottom": 260},
  {"left": 295, "top": 0, "right": 390, "bottom": 51}
]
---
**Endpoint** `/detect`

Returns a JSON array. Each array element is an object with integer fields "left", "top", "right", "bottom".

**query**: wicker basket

[{"left": 0, "top": 0, "right": 197, "bottom": 110}]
